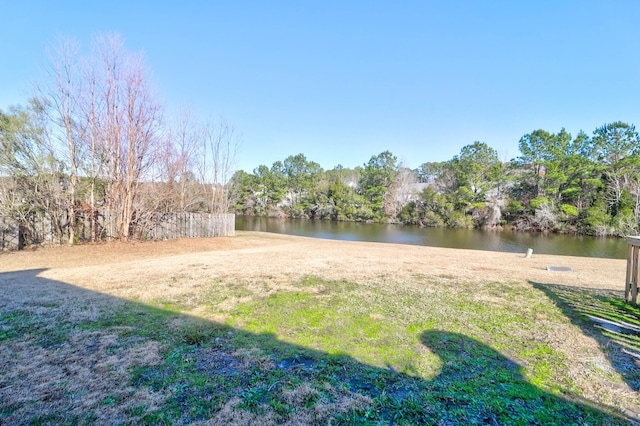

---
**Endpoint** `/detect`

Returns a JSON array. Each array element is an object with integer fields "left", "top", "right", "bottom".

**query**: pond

[{"left": 236, "top": 216, "right": 628, "bottom": 259}]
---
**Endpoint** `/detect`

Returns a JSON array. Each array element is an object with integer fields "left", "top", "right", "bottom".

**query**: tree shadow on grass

[
  {"left": 0, "top": 269, "right": 632, "bottom": 424},
  {"left": 420, "top": 330, "right": 630, "bottom": 424},
  {"left": 532, "top": 281, "right": 640, "bottom": 396}
]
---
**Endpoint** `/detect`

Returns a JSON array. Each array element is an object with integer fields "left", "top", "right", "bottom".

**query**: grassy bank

[{"left": 0, "top": 233, "right": 638, "bottom": 424}]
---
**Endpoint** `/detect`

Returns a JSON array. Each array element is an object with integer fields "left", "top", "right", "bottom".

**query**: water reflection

[{"left": 236, "top": 216, "right": 628, "bottom": 259}]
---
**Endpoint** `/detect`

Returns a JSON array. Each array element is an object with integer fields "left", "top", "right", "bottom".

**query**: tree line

[
  {"left": 231, "top": 122, "right": 640, "bottom": 237},
  {"left": 0, "top": 33, "right": 238, "bottom": 243}
]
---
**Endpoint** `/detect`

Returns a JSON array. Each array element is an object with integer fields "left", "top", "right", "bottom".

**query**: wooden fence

[
  {"left": 0, "top": 216, "right": 21, "bottom": 251},
  {"left": 0, "top": 211, "right": 235, "bottom": 251},
  {"left": 142, "top": 213, "right": 235, "bottom": 240}
]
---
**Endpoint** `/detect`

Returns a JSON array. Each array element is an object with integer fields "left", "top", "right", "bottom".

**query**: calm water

[{"left": 236, "top": 216, "right": 628, "bottom": 259}]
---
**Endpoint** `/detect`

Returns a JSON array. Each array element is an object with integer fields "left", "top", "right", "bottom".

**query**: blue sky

[{"left": 2, "top": 1, "right": 640, "bottom": 173}]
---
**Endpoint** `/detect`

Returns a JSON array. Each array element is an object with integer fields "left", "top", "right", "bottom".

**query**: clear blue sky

[{"left": 2, "top": 1, "right": 640, "bottom": 173}]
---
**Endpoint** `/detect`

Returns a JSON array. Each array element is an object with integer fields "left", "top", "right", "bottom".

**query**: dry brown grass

[
  {"left": 0, "top": 231, "right": 625, "bottom": 290},
  {"left": 0, "top": 270, "right": 165, "bottom": 423}
]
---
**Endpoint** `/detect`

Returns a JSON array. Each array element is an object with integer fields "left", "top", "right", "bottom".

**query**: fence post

[{"left": 626, "top": 236, "right": 640, "bottom": 304}]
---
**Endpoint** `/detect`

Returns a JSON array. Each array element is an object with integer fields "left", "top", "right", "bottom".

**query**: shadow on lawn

[
  {"left": 533, "top": 281, "right": 640, "bottom": 395},
  {"left": 0, "top": 269, "right": 631, "bottom": 424}
]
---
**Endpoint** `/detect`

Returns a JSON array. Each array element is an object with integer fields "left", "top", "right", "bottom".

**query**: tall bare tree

[
  {"left": 120, "top": 51, "right": 162, "bottom": 238},
  {"left": 78, "top": 44, "right": 104, "bottom": 241},
  {"left": 204, "top": 118, "right": 240, "bottom": 213},
  {"left": 37, "top": 36, "right": 84, "bottom": 243},
  {"left": 78, "top": 33, "right": 163, "bottom": 240},
  {"left": 387, "top": 164, "right": 418, "bottom": 218},
  {"left": 172, "top": 106, "right": 206, "bottom": 212}
]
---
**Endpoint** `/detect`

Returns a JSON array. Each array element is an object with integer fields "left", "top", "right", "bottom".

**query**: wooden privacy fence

[
  {"left": 142, "top": 213, "right": 235, "bottom": 240},
  {"left": 625, "top": 236, "right": 640, "bottom": 304},
  {"left": 0, "top": 216, "right": 21, "bottom": 251},
  {"left": 0, "top": 212, "right": 235, "bottom": 251}
]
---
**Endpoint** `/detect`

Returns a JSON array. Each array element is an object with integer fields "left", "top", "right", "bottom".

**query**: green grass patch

[
  {"left": 0, "top": 310, "right": 36, "bottom": 341},
  {"left": 0, "top": 309, "right": 72, "bottom": 348},
  {"left": 77, "top": 305, "right": 176, "bottom": 341},
  {"left": 129, "top": 275, "right": 630, "bottom": 423},
  {"left": 3, "top": 274, "right": 634, "bottom": 424}
]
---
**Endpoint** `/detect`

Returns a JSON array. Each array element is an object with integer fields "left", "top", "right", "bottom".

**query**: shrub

[
  {"left": 559, "top": 204, "right": 579, "bottom": 217},
  {"left": 529, "top": 197, "right": 551, "bottom": 210},
  {"left": 578, "top": 203, "right": 612, "bottom": 236},
  {"left": 446, "top": 211, "right": 474, "bottom": 228},
  {"left": 613, "top": 207, "right": 639, "bottom": 236},
  {"left": 503, "top": 199, "right": 525, "bottom": 221},
  {"left": 422, "top": 210, "right": 445, "bottom": 227}
]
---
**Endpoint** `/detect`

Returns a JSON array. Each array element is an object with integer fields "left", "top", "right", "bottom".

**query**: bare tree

[
  {"left": 172, "top": 106, "right": 206, "bottom": 212},
  {"left": 119, "top": 48, "right": 163, "bottom": 239},
  {"left": 92, "top": 33, "right": 125, "bottom": 238},
  {"left": 77, "top": 45, "right": 104, "bottom": 241},
  {"left": 36, "top": 36, "right": 84, "bottom": 243},
  {"left": 384, "top": 165, "right": 418, "bottom": 219},
  {"left": 84, "top": 33, "right": 163, "bottom": 240},
  {"left": 204, "top": 118, "right": 240, "bottom": 213},
  {"left": 152, "top": 135, "right": 181, "bottom": 213}
]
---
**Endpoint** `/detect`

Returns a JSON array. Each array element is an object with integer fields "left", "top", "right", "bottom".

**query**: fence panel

[
  {"left": 0, "top": 216, "right": 20, "bottom": 251},
  {"left": 137, "top": 213, "right": 235, "bottom": 240}
]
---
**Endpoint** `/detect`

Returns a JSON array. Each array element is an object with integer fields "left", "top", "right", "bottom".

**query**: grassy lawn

[{"left": 2, "top": 264, "right": 639, "bottom": 425}]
